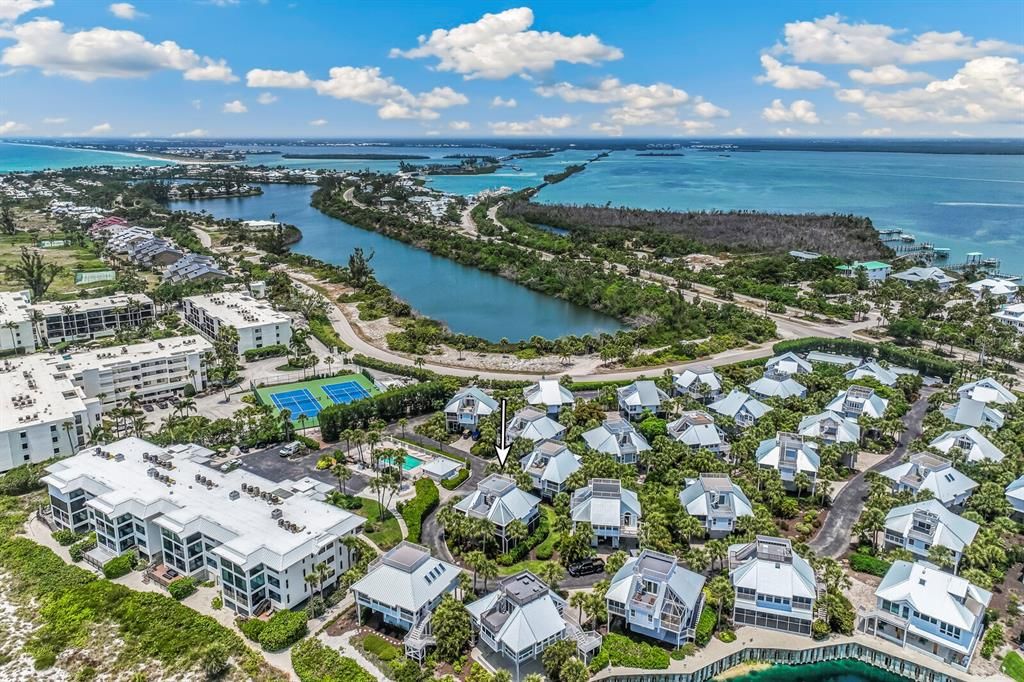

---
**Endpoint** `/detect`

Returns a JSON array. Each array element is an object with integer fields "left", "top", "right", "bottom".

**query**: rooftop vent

[{"left": 229, "top": 490, "right": 240, "bottom": 501}]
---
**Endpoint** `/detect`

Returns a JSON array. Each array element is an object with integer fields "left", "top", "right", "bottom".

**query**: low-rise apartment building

[
  {"left": 34, "top": 293, "right": 155, "bottom": 344},
  {"left": 182, "top": 292, "right": 292, "bottom": 355},
  {"left": 0, "top": 290, "right": 36, "bottom": 353}
]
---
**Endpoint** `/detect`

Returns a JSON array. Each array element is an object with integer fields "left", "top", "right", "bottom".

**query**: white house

[
  {"left": 666, "top": 411, "right": 729, "bottom": 456},
  {"left": 892, "top": 266, "right": 957, "bottom": 290},
  {"left": 506, "top": 407, "right": 566, "bottom": 444},
  {"left": 571, "top": 478, "right": 642, "bottom": 548},
  {"left": 443, "top": 387, "right": 497, "bottom": 433},
  {"left": 581, "top": 418, "right": 651, "bottom": 465},
  {"left": 880, "top": 453, "right": 978, "bottom": 509},
  {"left": 522, "top": 379, "right": 574, "bottom": 417},
  {"left": 943, "top": 377, "right": 1018, "bottom": 430},
  {"left": 993, "top": 302, "right": 1024, "bottom": 333},
  {"left": 42, "top": 437, "right": 364, "bottom": 617},
  {"left": 844, "top": 361, "right": 900, "bottom": 386},
  {"left": 728, "top": 536, "right": 818, "bottom": 636},
  {"left": 467, "top": 571, "right": 600, "bottom": 679},
  {"left": 956, "top": 377, "right": 1017, "bottom": 406},
  {"left": 967, "top": 277, "right": 1018, "bottom": 301},
  {"left": 709, "top": 389, "right": 772, "bottom": 428},
  {"left": 863, "top": 560, "right": 991, "bottom": 670},
  {"left": 454, "top": 475, "right": 540, "bottom": 551},
  {"left": 765, "top": 352, "right": 812, "bottom": 377},
  {"left": 747, "top": 374, "right": 807, "bottom": 400},
  {"left": 1006, "top": 475, "right": 1024, "bottom": 520},
  {"left": 182, "top": 292, "right": 292, "bottom": 356},
  {"left": 0, "top": 290, "right": 36, "bottom": 353},
  {"left": 617, "top": 380, "right": 669, "bottom": 419},
  {"left": 605, "top": 549, "right": 706, "bottom": 646},
  {"left": 519, "top": 440, "right": 581, "bottom": 499},
  {"left": 798, "top": 410, "right": 861, "bottom": 445},
  {"left": 34, "top": 293, "right": 155, "bottom": 345},
  {"left": 679, "top": 474, "right": 753, "bottom": 537},
  {"left": 755, "top": 433, "right": 820, "bottom": 492},
  {"left": 350, "top": 542, "right": 461, "bottom": 661},
  {"left": 806, "top": 350, "right": 863, "bottom": 368},
  {"left": 836, "top": 260, "right": 892, "bottom": 283},
  {"left": 929, "top": 428, "right": 1006, "bottom": 463},
  {"left": 672, "top": 366, "right": 723, "bottom": 402},
  {"left": 826, "top": 385, "right": 889, "bottom": 419},
  {"left": 883, "top": 499, "right": 979, "bottom": 571}
]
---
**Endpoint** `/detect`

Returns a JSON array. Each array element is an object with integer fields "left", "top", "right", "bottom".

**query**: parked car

[
  {"left": 279, "top": 441, "right": 306, "bottom": 457},
  {"left": 567, "top": 557, "right": 605, "bottom": 577},
  {"left": 142, "top": 404, "right": 154, "bottom": 413}
]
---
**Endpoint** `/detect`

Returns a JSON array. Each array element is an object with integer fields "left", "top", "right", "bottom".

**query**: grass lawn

[
  {"left": 0, "top": 232, "right": 108, "bottom": 296},
  {"left": 496, "top": 506, "right": 562, "bottom": 576},
  {"left": 253, "top": 372, "right": 377, "bottom": 426},
  {"left": 350, "top": 497, "right": 404, "bottom": 550},
  {"left": 1004, "top": 651, "right": 1024, "bottom": 682}
]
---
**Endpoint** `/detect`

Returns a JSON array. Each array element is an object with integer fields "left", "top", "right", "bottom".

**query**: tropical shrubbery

[
  {"left": 318, "top": 381, "right": 450, "bottom": 441},
  {"left": 849, "top": 551, "right": 891, "bottom": 577},
  {"left": 396, "top": 478, "right": 439, "bottom": 543},
  {"left": 243, "top": 344, "right": 288, "bottom": 361},
  {"left": 51, "top": 529, "right": 80, "bottom": 546},
  {"left": 440, "top": 467, "right": 470, "bottom": 490},
  {"left": 497, "top": 507, "right": 550, "bottom": 566},
  {"left": 694, "top": 607, "right": 717, "bottom": 646},
  {"left": 101, "top": 553, "right": 135, "bottom": 579},
  {"left": 292, "top": 637, "right": 375, "bottom": 682},
  {"left": 68, "top": 533, "right": 96, "bottom": 562},
  {"left": 601, "top": 633, "right": 670, "bottom": 670},
  {"left": 257, "top": 609, "right": 308, "bottom": 651},
  {"left": 167, "top": 576, "right": 197, "bottom": 600}
]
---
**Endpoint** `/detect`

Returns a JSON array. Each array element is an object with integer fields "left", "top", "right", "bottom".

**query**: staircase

[
  {"left": 403, "top": 614, "right": 436, "bottom": 662},
  {"left": 814, "top": 570, "right": 829, "bottom": 621},
  {"left": 565, "top": 621, "right": 603, "bottom": 659}
]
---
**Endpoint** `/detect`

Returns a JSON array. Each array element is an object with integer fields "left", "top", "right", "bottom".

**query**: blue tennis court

[
  {"left": 270, "top": 388, "right": 322, "bottom": 418},
  {"left": 323, "top": 380, "right": 372, "bottom": 405}
]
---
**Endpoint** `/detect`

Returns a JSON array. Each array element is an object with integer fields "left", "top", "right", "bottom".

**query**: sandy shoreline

[{"left": 1, "top": 141, "right": 230, "bottom": 166}]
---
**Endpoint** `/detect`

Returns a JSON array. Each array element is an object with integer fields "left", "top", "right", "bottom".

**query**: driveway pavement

[{"left": 232, "top": 445, "right": 370, "bottom": 495}]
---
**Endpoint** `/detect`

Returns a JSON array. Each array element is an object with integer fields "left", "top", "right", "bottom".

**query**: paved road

[
  {"left": 808, "top": 387, "right": 936, "bottom": 558},
  {"left": 232, "top": 444, "right": 371, "bottom": 495}
]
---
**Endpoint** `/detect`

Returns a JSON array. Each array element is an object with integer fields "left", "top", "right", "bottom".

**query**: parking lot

[{"left": 230, "top": 444, "right": 372, "bottom": 495}]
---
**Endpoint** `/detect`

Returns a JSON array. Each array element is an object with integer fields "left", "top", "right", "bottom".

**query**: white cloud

[
  {"left": 377, "top": 101, "right": 439, "bottom": 120},
  {"left": 0, "top": 19, "right": 237, "bottom": 82},
  {"left": 491, "top": 96, "right": 517, "bottom": 108},
  {"left": 774, "top": 14, "right": 1021, "bottom": 66},
  {"left": 222, "top": 99, "right": 247, "bottom": 113},
  {"left": 488, "top": 114, "right": 575, "bottom": 136},
  {"left": 677, "top": 119, "right": 714, "bottom": 132},
  {"left": 589, "top": 121, "right": 622, "bottom": 136},
  {"left": 607, "top": 106, "right": 679, "bottom": 126},
  {"left": 309, "top": 118, "right": 327, "bottom": 126},
  {"left": 449, "top": 120, "right": 471, "bottom": 131},
  {"left": 424, "top": 129, "right": 441, "bottom": 136},
  {"left": 172, "top": 128, "right": 207, "bottom": 138},
  {"left": 861, "top": 127, "right": 893, "bottom": 136},
  {"left": 0, "top": 120, "right": 29, "bottom": 134},
  {"left": 836, "top": 56, "right": 1024, "bottom": 124},
  {"left": 391, "top": 7, "right": 622, "bottom": 80},
  {"left": 724, "top": 127, "right": 748, "bottom": 136},
  {"left": 415, "top": 86, "right": 469, "bottom": 109},
  {"left": 42, "top": 116, "right": 66, "bottom": 124},
  {"left": 109, "top": 3, "right": 141, "bottom": 20},
  {"left": 129, "top": 130, "right": 151, "bottom": 137},
  {"left": 693, "top": 100, "right": 730, "bottom": 118},
  {"left": 84, "top": 122, "right": 112, "bottom": 135},
  {"left": 256, "top": 92, "right": 277, "bottom": 105},
  {"left": 0, "top": 0, "right": 52, "bottom": 22},
  {"left": 761, "top": 98, "right": 820, "bottom": 124},
  {"left": 191, "top": 99, "right": 202, "bottom": 109},
  {"left": 755, "top": 55, "right": 835, "bottom": 89},
  {"left": 246, "top": 68, "right": 312, "bottom": 88},
  {"left": 776, "top": 127, "right": 800, "bottom": 136},
  {"left": 536, "top": 77, "right": 688, "bottom": 108},
  {"left": 848, "top": 64, "right": 932, "bottom": 85},
  {"left": 843, "top": 111, "right": 862, "bottom": 123}
]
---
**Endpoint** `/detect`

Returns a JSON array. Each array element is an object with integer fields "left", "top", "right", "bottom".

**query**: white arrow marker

[{"left": 495, "top": 398, "right": 510, "bottom": 469}]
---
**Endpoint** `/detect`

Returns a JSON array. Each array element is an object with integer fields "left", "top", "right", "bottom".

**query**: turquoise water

[
  {"left": 167, "top": 183, "right": 623, "bottom": 341},
  {"left": 0, "top": 142, "right": 168, "bottom": 171},
  {"left": 535, "top": 149, "right": 1024, "bottom": 275},
  {"left": 384, "top": 454, "right": 424, "bottom": 471},
  {"left": 725, "top": 660, "right": 908, "bottom": 681}
]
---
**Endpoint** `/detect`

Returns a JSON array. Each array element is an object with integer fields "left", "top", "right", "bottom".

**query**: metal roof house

[
  {"left": 519, "top": 439, "right": 581, "bottom": 499},
  {"left": 467, "top": 571, "right": 601, "bottom": 678},
  {"left": 443, "top": 387, "right": 498, "bottom": 433},
  {"left": 571, "top": 479, "right": 642, "bottom": 549},
  {"left": 967, "top": 277, "right": 1018, "bottom": 300},
  {"left": 836, "top": 260, "right": 892, "bottom": 283},
  {"left": 679, "top": 474, "right": 753, "bottom": 538},
  {"left": 880, "top": 453, "right": 978, "bottom": 509},
  {"left": 844, "top": 361, "right": 901, "bottom": 387},
  {"left": 672, "top": 366, "right": 723, "bottom": 402},
  {"left": 883, "top": 499, "right": 979, "bottom": 571},
  {"left": 943, "top": 377, "right": 1017, "bottom": 430},
  {"left": 798, "top": 410, "right": 861, "bottom": 445},
  {"left": 806, "top": 350, "right": 864, "bottom": 367},
  {"left": 605, "top": 549, "right": 706, "bottom": 646},
  {"left": 892, "top": 266, "right": 958, "bottom": 290},
  {"left": 581, "top": 418, "right": 651, "bottom": 465},
  {"left": 1006, "top": 475, "right": 1024, "bottom": 520},
  {"left": 765, "top": 352, "right": 812, "bottom": 377},
  {"left": 755, "top": 433, "right": 820, "bottom": 492},
  {"left": 522, "top": 379, "right": 575, "bottom": 417},
  {"left": 956, "top": 377, "right": 1017, "bottom": 405},
  {"left": 862, "top": 560, "right": 991, "bottom": 670},
  {"left": 666, "top": 411, "right": 729, "bottom": 456},
  {"left": 506, "top": 407, "right": 567, "bottom": 444},
  {"left": 454, "top": 474, "right": 540, "bottom": 552},
  {"left": 350, "top": 542, "right": 461, "bottom": 660},
  {"left": 617, "top": 380, "right": 669, "bottom": 420},
  {"left": 929, "top": 428, "right": 1006, "bottom": 463},
  {"left": 747, "top": 374, "right": 807, "bottom": 400},
  {"left": 709, "top": 389, "right": 772, "bottom": 428},
  {"left": 728, "top": 536, "right": 820, "bottom": 636},
  {"left": 826, "top": 385, "right": 889, "bottom": 419}
]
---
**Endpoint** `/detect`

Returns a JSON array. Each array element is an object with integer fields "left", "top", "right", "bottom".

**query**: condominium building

[
  {"left": 34, "top": 293, "right": 155, "bottom": 344},
  {"left": 41, "top": 437, "right": 364, "bottom": 617},
  {"left": 728, "top": 536, "right": 819, "bottom": 636},
  {"left": 163, "top": 253, "right": 229, "bottom": 284},
  {"left": 0, "top": 289, "right": 36, "bottom": 353},
  {"left": 182, "top": 291, "right": 292, "bottom": 355}
]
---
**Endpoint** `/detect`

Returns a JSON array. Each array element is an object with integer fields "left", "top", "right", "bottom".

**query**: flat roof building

[
  {"left": 0, "top": 290, "right": 36, "bottom": 353},
  {"left": 182, "top": 291, "right": 292, "bottom": 355},
  {"left": 33, "top": 293, "right": 155, "bottom": 345}
]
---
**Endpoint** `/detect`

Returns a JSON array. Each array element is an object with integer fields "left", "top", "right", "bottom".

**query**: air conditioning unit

[
  {"left": 271, "top": 509, "right": 283, "bottom": 520},
  {"left": 229, "top": 490, "right": 240, "bottom": 500}
]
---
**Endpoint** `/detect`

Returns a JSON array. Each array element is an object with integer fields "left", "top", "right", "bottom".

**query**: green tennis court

[
  {"left": 255, "top": 373, "right": 377, "bottom": 426},
  {"left": 75, "top": 270, "right": 117, "bottom": 285}
]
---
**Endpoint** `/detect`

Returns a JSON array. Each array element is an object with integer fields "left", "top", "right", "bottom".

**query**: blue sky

[{"left": 0, "top": 0, "right": 1021, "bottom": 138}]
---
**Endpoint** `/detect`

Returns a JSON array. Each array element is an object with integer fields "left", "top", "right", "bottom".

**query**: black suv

[{"left": 567, "top": 557, "right": 605, "bottom": 577}]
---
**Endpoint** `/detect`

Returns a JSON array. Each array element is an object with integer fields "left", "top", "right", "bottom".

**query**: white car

[{"left": 279, "top": 441, "right": 304, "bottom": 457}]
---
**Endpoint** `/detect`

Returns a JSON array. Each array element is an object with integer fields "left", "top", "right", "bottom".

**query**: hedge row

[
  {"left": 849, "top": 552, "right": 892, "bottom": 577},
  {"left": 243, "top": 344, "right": 288, "bottom": 362},
  {"left": 167, "top": 576, "right": 197, "bottom": 600},
  {"left": 498, "top": 506, "right": 550, "bottom": 566},
  {"left": 695, "top": 606, "right": 717, "bottom": 646},
  {"left": 292, "top": 638, "right": 375, "bottom": 682},
  {"left": 353, "top": 354, "right": 440, "bottom": 383},
  {"left": 319, "top": 381, "right": 449, "bottom": 441},
  {"left": 772, "top": 337, "right": 957, "bottom": 378},
  {"left": 441, "top": 467, "right": 470, "bottom": 490},
  {"left": 257, "top": 609, "right": 308, "bottom": 651},
  {"left": 602, "top": 632, "right": 670, "bottom": 669},
  {"left": 397, "top": 479, "right": 439, "bottom": 543}
]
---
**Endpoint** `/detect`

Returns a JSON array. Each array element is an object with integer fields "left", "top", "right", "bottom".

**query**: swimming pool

[{"left": 383, "top": 454, "right": 424, "bottom": 471}]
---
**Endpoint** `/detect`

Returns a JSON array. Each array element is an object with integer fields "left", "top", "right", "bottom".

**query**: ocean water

[
  {"left": 535, "top": 149, "right": 1024, "bottom": 275},
  {"left": 726, "top": 660, "right": 909, "bottom": 682},
  {"left": 0, "top": 142, "right": 168, "bottom": 171}
]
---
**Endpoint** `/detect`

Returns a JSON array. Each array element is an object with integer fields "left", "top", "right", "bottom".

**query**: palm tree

[
  {"left": 478, "top": 559, "right": 498, "bottom": 592},
  {"left": 3, "top": 321, "right": 17, "bottom": 350},
  {"left": 465, "top": 550, "right": 485, "bottom": 593},
  {"left": 398, "top": 417, "right": 408, "bottom": 439},
  {"left": 61, "top": 421, "right": 77, "bottom": 455},
  {"left": 705, "top": 539, "right": 727, "bottom": 572},
  {"left": 504, "top": 519, "right": 528, "bottom": 551},
  {"left": 794, "top": 472, "right": 812, "bottom": 499},
  {"left": 324, "top": 355, "right": 334, "bottom": 376},
  {"left": 297, "top": 413, "right": 308, "bottom": 434},
  {"left": 708, "top": 575, "right": 733, "bottom": 626},
  {"left": 538, "top": 562, "right": 565, "bottom": 592},
  {"left": 332, "top": 462, "right": 352, "bottom": 495},
  {"left": 414, "top": 356, "right": 425, "bottom": 372},
  {"left": 570, "top": 590, "right": 589, "bottom": 624}
]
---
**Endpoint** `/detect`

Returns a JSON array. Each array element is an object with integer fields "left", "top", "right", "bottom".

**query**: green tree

[
  {"left": 431, "top": 594, "right": 472, "bottom": 663},
  {"left": 559, "top": 657, "right": 589, "bottom": 682},
  {"left": 538, "top": 562, "right": 565, "bottom": 592},
  {"left": 6, "top": 246, "right": 62, "bottom": 299},
  {"left": 347, "top": 247, "right": 375, "bottom": 288},
  {"left": 212, "top": 325, "right": 240, "bottom": 401},
  {"left": 541, "top": 639, "right": 575, "bottom": 682}
]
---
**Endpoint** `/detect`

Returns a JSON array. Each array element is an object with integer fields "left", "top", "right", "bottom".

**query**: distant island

[
  {"left": 279, "top": 153, "right": 431, "bottom": 160},
  {"left": 636, "top": 152, "right": 685, "bottom": 157}
]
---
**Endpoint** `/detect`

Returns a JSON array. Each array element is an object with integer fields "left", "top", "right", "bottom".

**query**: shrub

[
  {"left": 671, "top": 643, "right": 697, "bottom": 660},
  {"left": 497, "top": 506, "right": 550, "bottom": 566},
  {"left": 318, "top": 381, "right": 449, "bottom": 441},
  {"left": 360, "top": 633, "right": 399, "bottom": 661},
  {"left": 291, "top": 638, "right": 375, "bottom": 682},
  {"left": 716, "top": 630, "right": 737, "bottom": 643},
  {"left": 812, "top": 619, "right": 831, "bottom": 640},
  {"left": 981, "top": 622, "right": 1005, "bottom": 659},
  {"left": 102, "top": 553, "right": 134, "bottom": 579},
  {"left": 440, "top": 467, "right": 470, "bottom": 491},
  {"left": 258, "top": 610, "right": 308, "bottom": 651},
  {"left": 295, "top": 434, "right": 320, "bottom": 450},
  {"left": 849, "top": 552, "right": 891, "bottom": 577},
  {"left": 211, "top": 596, "right": 223, "bottom": 610},
  {"left": 588, "top": 648, "right": 610, "bottom": 673},
  {"left": 237, "top": 617, "right": 266, "bottom": 642},
  {"left": 602, "top": 633, "right": 670, "bottom": 669},
  {"left": 398, "top": 479, "right": 439, "bottom": 543},
  {"left": 0, "top": 462, "right": 47, "bottom": 495},
  {"left": 52, "top": 529, "right": 80, "bottom": 546},
  {"left": 243, "top": 344, "right": 288, "bottom": 362},
  {"left": 198, "top": 642, "right": 231, "bottom": 679},
  {"left": 167, "top": 577, "right": 198, "bottom": 601},
  {"left": 68, "top": 533, "right": 96, "bottom": 562},
  {"left": 695, "top": 607, "right": 716, "bottom": 646}
]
